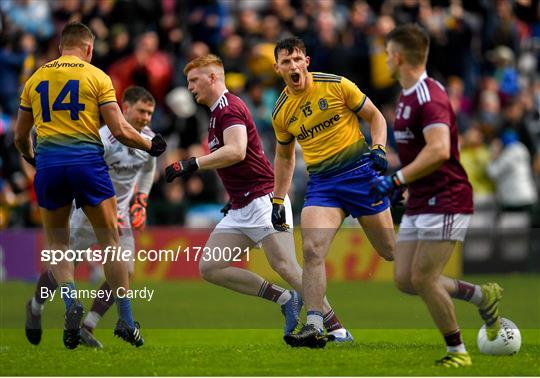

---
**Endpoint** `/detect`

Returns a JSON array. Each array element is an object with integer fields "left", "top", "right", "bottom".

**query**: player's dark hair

[
  {"left": 274, "top": 36, "right": 307, "bottom": 62},
  {"left": 385, "top": 24, "right": 430, "bottom": 66},
  {"left": 122, "top": 86, "right": 155, "bottom": 105},
  {"left": 60, "top": 22, "right": 95, "bottom": 49}
]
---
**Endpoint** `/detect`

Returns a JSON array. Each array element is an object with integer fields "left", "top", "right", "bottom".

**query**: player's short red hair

[{"left": 183, "top": 54, "right": 224, "bottom": 76}]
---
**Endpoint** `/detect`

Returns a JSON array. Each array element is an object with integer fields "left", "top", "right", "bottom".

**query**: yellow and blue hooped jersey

[
  {"left": 20, "top": 55, "right": 117, "bottom": 169},
  {"left": 272, "top": 72, "right": 370, "bottom": 177}
]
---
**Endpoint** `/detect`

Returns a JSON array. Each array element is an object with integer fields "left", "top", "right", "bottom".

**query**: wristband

[
  {"left": 272, "top": 197, "right": 285, "bottom": 205},
  {"left": 372, "top": 144, "right": 387, "bottom": 153},
  {"left": 396, "top": 170, "right": 406, "bottom": 185}
]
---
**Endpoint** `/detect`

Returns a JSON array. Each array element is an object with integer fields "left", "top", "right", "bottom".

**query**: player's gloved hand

[
  {"left": 389, "top": 186, "right": 406, "bottom": 207},
  {"left": 130, "top": 192, "right": 148, "bottom": 231},
  {"left": 370, "top": 173, "right": 405, "bottom": 202},
  {"left": 369, "top": 144, "right": 388, "bottom": 173},
  {"left": 220, "top": 201, "right": 232, "bottom": 217},
  {"left": 271, "top": 197, "right": 289, "bottom": 231},
  {"left": 148, "top": 134, "right": 167, "bottom": 157},
  {"left": 165, "top": 157, "right": 199, "bottom": 182},
  {"left": 22, "top": 155, "right": 36, "bottom": 167}
]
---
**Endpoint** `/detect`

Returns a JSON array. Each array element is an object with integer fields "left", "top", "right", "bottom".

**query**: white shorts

[
  {"left": 213, "top": 194, "right": 293, "bottom": 244},
  {"left": 69, "top": 208, "right": 135, "bottom": 272},
  {"left": 397, "top": 213, "right": 471, "bottom": 242}
]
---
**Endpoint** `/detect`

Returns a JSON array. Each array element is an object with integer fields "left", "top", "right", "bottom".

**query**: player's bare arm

[
  {"left": 273, "top": 141, "right": 295, "bottom": 199},
  {"left": 14, "top": 109, "right": 35, "bottom": 162},
  {"left": 197, "top": 126, "right": 247, "bottom": 170},
  {"left": 100, "top": 102, "right": 166, "bottom": 156},
  {"left": 271, "top": 141, "right": 295, "bottom": 231},
  {"left": 357, "top": 98, "right": 387, "bottom": 147},
  {"left": 371, "top": 118, "right": 451, "bottom": 201},
  {"left": 401, "top": 125, "right": 450, "bottom": 183},
  {"left": 165, "top": 126, "right": 248, "bottom": 182}
]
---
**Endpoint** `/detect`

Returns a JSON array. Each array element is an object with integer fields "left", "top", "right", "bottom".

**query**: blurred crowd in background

[{"left": 1, "top": 0, "right": 539, "bottom": 229}]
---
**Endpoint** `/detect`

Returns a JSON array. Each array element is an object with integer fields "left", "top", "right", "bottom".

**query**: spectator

[
  {"left": 501, "top": 98, "right": 537, "bottom": 158},
  {"left": 0, "top": 0, "right": 54, "bottom": 41},
  {"left": 0, "top": 41, "right": 23, "bottom": 115},
  {"left": 188, "top": 0, "right": 228, "bottom": 51},
  {"left": 368, "top": 14, "right": 398, "bottom": 106},
  {"left": 447, "top": 76, "right": 472, "bottom": 133},
  {"left": 475, "top": 83, "right": 503, "bottom": 140},
  {"left": 460, "top": 126, "right": 495, "bottom": 200},
  {"left": 221, "top": 34, "right": 247, "bottom": 73},
  {"left": 487, "top": 45, "right": 520, "bottom": 100},
  {"left": 487, "top": 130, "right": 538, "bottom": 211},
  {"left": 482, "top": 0, "right": 520, "bottom": 55},
  {"left": 1, "top": 0, "right": 538, "bottom": 227},
  {"left": 343, "top": 0, "right": 372, "bottom": 90},
  {"left": 109, "top": 31, "right": 173, "bottom": 103}
]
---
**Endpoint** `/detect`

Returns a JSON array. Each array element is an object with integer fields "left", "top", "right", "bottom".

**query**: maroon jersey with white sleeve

[
  {"left": 208, "top": 90, "right": 274, "bottom": 209},
  {"left": 393, "top": 73, "right": 473, "bottom": 215}
]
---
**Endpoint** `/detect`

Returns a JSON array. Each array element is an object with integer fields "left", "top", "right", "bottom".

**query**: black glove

[
  {"left": 22, "top": 155, "right": 36, "bottom": 167},
  {"left": 369, "top": 144, "right": 388, "bottom": 173},
  {"left": 389, "top": 185, "right": 406, "bottom": 207},
  {"left": 271, "top": 197, "right": 289, "bottom": 231},
  {"left": 165, "top": 157, "right": 199, "bottom": 182},
  {"left": 149, "top": 134, "right": 167, "bottom": 157},
  {"left": 220, "top": 201, "right": 232, "bottom": 216}
]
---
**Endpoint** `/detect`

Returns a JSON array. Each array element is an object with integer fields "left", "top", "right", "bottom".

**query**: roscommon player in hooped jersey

[
  {"left": 371, "top": 24, "right": 504, "bottom": 367},
  {"left": 14, "top": 23, "right": 166, "bottom": 349},
  {"left": 165, "top": 54, "right": 352, "bottom": 342},
  {"left": 271, "top": 36, "right": 396, "bottom": 348},
  {"left": 25, "top": 86, "right": 158, "bottom": 349}
]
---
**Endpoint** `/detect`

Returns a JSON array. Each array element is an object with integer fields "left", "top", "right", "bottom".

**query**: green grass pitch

[{"left": 1, "top": 274, "right": 539, "bottom": 376}]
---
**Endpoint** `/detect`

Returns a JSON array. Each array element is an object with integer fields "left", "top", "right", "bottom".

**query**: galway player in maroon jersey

[
  {"left": 371, "top": 24, "right": 504, "bottom": 367},
  {"left": 165, "top": 55, "right": 351, "bottom": 341}
]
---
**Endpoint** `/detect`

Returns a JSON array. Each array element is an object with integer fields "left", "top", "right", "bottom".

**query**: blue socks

[
  {"left": 116, "top": 297, "right": 135, "bottom": 328},
  {"left": 60, "top": 282, "right": 76, "bottom": 311}
]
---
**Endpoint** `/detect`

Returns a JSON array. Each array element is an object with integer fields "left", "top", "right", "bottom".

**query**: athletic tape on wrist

[
  {"left": 396, "top": 170, "right": 406, "bottom": 185},
  {"left": 272, "top": 197, "right": 285, "bottom": 205},
  {"left": 372, "top": 144, "right": 387, "bottom": 153}
]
